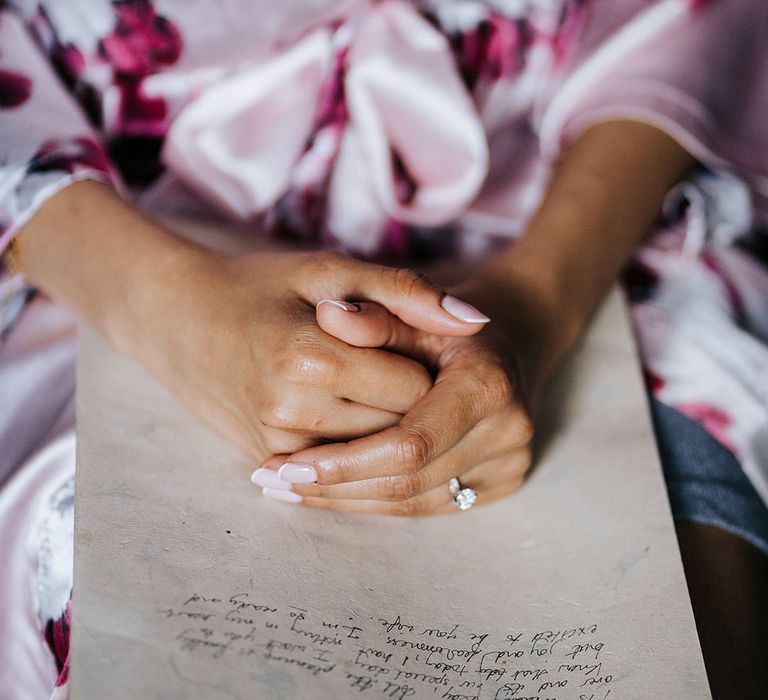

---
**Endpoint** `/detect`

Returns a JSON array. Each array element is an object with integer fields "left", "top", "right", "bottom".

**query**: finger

[
  {"left": 429, "top": 470, "right": 526, "bottom": 516},
  {"left": 263, "top": 454, "right": 526, "bottom": 516},
  {"left": 313, "top": 400, "right": 405, "bottom": 440},
  {"left": 274, "top": 312, "right": 432, "bottom": 415},
  {"left": 277, "top": 369, "right": 486, "bottom": 485},
  {"left": 278, "top": 343, "right": 520, "bottom": 485},
  {"left": 259, "top": 389, "right": 404, "bottom": 442},
  {"left": 290, "top": 418, "right": 528, "bottom": 501},
  {"left": 336, "top": 345, "right": 433, "bottom": 413},
  {"left": 305, "top": 255, "right": 490, "bottom": 336}
]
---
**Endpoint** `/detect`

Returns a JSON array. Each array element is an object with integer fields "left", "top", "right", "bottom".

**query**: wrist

[
  {"left": 461, "top": 197, "right": 625, "bottom": 395},
  {"left": 453, "top": 257, "right": 586, "bottom": 400},
  {"left": 18, "top": 179, "right": 216, "bottom": 361},
  {"left": 109, "top": 227, "right": 219, "bottom": 368}
]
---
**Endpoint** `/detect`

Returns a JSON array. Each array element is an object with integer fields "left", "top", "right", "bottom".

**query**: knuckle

[
  {"left": 472, "top": 365, "right": 514, "bottom": 415},
  {"left": 395, "top": 428, "right": 434, "bottom": 472},
  {"left": 393, "top": 267, "right": 434, "bottom": 299},
  {"left": 514, "top": 411, "right": 535, "bottom": 444},
  {"left": 486, "top": 367, "right": 515, "bottom": 405},
  {"left": 383, "top": 474, "right": 421, "bottom": 501},
  {"left": 498, "top": 445, "right": 533, "bottom": 480},
  {"left": 259, "top": 396, "right": 303, "bottom": 431},
  {"left": 302, "top": 250, "right": 347, "bottom": 277},
  {"left": 278, "top": 349, "right": 336, "bottom": 386},
  {"left": 497, "top": 410, "right": 534, "bottom": 449}
]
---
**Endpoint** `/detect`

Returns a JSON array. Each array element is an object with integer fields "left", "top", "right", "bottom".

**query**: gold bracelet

[
  {"left": 1, "top": 236, "right": 23, "bottom": 335},
  {"left": 3, "top": 235, "right": 23, "bottom": 275}
]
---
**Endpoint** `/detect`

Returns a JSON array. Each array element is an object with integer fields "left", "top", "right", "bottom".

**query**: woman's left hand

[{"left": 253, "top": 276, "right": 546, "bottom": 515}]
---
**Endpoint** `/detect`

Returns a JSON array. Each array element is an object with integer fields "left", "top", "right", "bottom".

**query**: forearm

[
  {"left": 15, "top": 180, "right": 211, "bottom": 356},
  {"left": 474, "top": 120, "right": 695, "bottom": 392}
]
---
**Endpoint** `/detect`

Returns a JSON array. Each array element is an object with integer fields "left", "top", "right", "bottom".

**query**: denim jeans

[{"left": 651, "top": 397, "right": 768, "bottom": 557}]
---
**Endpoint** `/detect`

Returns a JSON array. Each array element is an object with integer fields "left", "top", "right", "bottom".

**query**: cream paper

[{"left": 71, "top": 285, "right": 710, "bottom": 699}]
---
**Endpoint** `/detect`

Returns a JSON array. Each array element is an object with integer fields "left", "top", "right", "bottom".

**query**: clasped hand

[{"left": 164, "top": 250, "right": 535, "bottom": 516}]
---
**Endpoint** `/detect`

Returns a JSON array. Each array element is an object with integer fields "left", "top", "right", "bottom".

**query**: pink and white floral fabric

[{"left": 1, "top": 1, "right": 767, "bottom": 698}]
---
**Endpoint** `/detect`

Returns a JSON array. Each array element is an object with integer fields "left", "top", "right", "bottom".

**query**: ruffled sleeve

[
  {"left": 538, "top": 0, "right": 768, "bottom": 225},
  {"left": 0, "top": 8, "right": 116, "bottom": 257}
]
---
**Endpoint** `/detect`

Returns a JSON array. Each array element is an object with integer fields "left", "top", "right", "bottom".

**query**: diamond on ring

[{"left": 449, "top": 477, "right": 477, "bottom": 511}]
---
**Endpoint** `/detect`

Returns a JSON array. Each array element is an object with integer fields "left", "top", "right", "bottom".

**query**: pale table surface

[{"left": 71, "top": 221, "right": 710, "bottom": 699}]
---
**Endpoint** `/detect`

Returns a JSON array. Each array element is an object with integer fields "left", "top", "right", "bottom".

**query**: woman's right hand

[
  {"left": 18, "top": 181, "right": 489, "bottom": 463},
  {"left": 143, "top": 249, "right": 491, "bottom": 461}
]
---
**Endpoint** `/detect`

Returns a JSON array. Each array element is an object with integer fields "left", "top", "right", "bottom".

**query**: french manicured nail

[
  {"left": 441, "top": 295, "right": 491, "bottom": 324},
  {"left": 316, "top": 299, "right": 360, "bottom": 312},
  {"left": 277, "top": 462, "right": 318, "bottom": 484},
  {"left": 262, "top": 487, "right": 301, "bottom": 503},
  {"left": 250, "top": 468, "right": 291, "bottom": 490}
]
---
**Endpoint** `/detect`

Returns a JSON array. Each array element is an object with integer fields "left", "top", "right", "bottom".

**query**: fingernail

[
  {"left": 250, "top": 467, "right": 291, "bottom": 490},
  {"left": 262, "top": 487, "right": 302, "bottom": 503},
  {"left": 277, "top": 462, "right": 318, "bottom": 484},
  {"left": 441, "top": 295, "right": 490, "bottom": 324},
  {"left": 316, "top": 299, "right": 360, "bottom": 312}
]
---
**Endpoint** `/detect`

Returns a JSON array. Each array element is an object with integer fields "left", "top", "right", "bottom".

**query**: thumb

[{"left": 335, "top": 264, "right": 490, "bottom": 336}]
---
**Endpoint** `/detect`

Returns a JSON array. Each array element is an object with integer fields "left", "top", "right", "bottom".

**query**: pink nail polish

[
  {"left": 251, "top": 468, "right": 291, "bottom": 490},
  {"left": 316, "top": 299, "right": 360, "bottom": 312},
  {"left": 441, "top": 295, "right": 490, "bottom": 324},
  {"left": 277, "top": 462, "right": 318, "bottom": 484},
  {"left": 262, "top": 487, "right": 301, "bottom": 503}
]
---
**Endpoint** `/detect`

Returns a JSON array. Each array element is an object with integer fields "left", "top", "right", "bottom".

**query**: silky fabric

[
  {"left": 0, "top": 297, "right": 76, "bottom": 697},
  {"left": 164, "top": 1, "right": 489, "bottom": 253},
  {"left": 1, "top": 2, "right": 768, "bottom": 698}
]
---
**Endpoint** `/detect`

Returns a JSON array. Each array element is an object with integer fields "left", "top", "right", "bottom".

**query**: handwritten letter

[{"left": 71, "top": 290, "right": 710, "bottom": 699}]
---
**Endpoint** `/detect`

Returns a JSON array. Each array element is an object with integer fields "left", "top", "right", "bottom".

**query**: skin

[
  {"left": 18, "top": 180, "right": 486, "bottom": 460},
  {"left": 262, "top": 118, "right": 698, "bottom": 514},
  {"left": 18, "top": 120, "right": 696, "bottom": 509},
  {"left": 15, "top": 119, "right": 767, "bottom": 695},
  {"left": 675, "top": 522, "right": 768, "bottom": 700}
]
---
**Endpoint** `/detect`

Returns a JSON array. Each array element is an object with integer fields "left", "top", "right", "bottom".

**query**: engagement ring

[{"left": 449, "top": 477, "right": 477, "bottom": 511}]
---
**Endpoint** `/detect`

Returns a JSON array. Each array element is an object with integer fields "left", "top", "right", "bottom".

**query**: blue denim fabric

[{"left": 650, "top": 397, "right": 768, "bottom": 557}]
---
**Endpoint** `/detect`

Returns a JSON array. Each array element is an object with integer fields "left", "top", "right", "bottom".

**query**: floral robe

[{"left": 0, "top": 1, "right": 767, "bottom": 697}]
